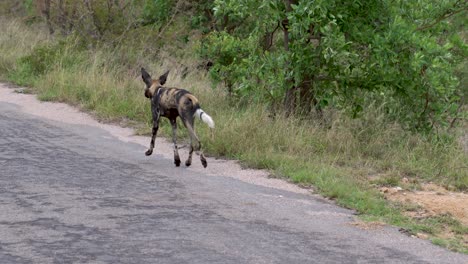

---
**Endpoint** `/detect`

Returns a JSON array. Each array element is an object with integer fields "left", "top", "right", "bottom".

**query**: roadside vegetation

[{"left": 0, "top": 0, "right": 466, "bottom": 253}]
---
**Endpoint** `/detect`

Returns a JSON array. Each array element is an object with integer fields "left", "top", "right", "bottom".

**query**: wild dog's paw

[
  {"left": 185, "top": 160, "right": 192, "bottom": 167},
  {"left": 201, "top": 159, "right": 207, "bottom": 168},
  {"left": 145, "top": 149, "right": 153, "bottom": 156}
]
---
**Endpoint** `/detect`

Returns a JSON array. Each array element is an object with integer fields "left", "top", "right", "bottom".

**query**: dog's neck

[
  {"left": 155, "top": 87, "right": 162, "bottom": 98},
  {"left": 148, "top": 82, "right": 163, "bottom": 98}
]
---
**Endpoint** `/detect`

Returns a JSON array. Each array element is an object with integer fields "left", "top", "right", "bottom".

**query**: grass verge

[{"left": 1, "top": 17, "right": 467, "bottom": 253}]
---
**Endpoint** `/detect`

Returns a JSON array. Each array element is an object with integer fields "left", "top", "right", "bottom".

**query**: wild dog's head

[{"left": 141, "top": 68, "right": 170, "bottom": 99}]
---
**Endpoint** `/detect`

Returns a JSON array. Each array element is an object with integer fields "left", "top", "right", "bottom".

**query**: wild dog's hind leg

[
  {"left": 170, "top": 118, "right": 181, "bottom": 166},
  {"left": 182, "top": 117, "right": 207, "bottom": 168},
  {"left": 198, "top": 141, "right": 207, "bottom": 168},
  {"left": 145, "top": 117, "right": 159, "bottom": 156},
  {"left": 182, "top": 117, "right": 194, "bottom": 167},
  {"left": 186, "top": 145, "right": 194, "bottom": 167}
]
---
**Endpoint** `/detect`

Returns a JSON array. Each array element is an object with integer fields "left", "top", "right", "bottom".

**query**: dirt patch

[
  {"left": 381, "top": 184, "right": 468, "bottom": 226},
  {"left": 349, "top": 221, "right": 386, "bottom": 230}
]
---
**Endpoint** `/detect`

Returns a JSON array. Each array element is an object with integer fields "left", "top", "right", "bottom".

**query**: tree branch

[
  {"left": 415, "top": 1, "right": 468, "bottom": 31},
  {"left": 263, "top": 22, "right": 280, "bottom": 51}
]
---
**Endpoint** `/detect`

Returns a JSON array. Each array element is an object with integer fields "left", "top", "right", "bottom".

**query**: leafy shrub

[
  {"left": 200, "top": 0, "right": 466, "bottom": 130},
  {"left": 10, "top": 37, "right": 84, "bottom": 85},
  {"left": 142, "top": 0, "right": 174, "bottom": 26}
]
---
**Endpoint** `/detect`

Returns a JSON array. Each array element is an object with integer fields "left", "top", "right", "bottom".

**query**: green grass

[
  {"left": 1, "top": 17, "right": 467, "bottom": 253},
  {"left": 432, "top": 237, "right": 468, "bottom": 255}
]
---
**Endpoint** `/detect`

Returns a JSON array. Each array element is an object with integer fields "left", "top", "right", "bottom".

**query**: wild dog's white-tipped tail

[{"left": 195, "top": 108, "right": 214, "bottom": 128}]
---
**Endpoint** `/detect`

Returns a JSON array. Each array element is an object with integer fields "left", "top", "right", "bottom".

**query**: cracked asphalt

[{"left": 0, "top": 98, "right": 467, "bottom": 263}]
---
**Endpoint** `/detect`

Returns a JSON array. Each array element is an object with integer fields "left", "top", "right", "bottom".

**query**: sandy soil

[
  {"left": 382, "top": 184, "right": 468, "bottom": 226},
  {"left": 0, "top": 83, "right": 311, "bottom": 195}
]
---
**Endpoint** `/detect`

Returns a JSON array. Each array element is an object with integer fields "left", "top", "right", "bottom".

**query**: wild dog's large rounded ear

[
  {"left": 159, "top": 70, "right": 170, "bottom": 86},
  {"left": 141, "top": 67, "right": 152, "bottom": 87}
]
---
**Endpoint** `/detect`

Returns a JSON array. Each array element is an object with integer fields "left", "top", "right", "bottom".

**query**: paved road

[{"left": 0, "top": 99, "right": 466, "bottom": 264}]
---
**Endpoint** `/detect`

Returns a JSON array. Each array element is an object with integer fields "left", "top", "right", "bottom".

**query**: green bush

[
  {"left": 19, "top": 44, "right": 61, "bottom": 76},
  {"left": 201, "top": 0, "right": 466, "bottom": 131},
  {"left": 142, "top": 0, "right": 174, "bottom": 26}
]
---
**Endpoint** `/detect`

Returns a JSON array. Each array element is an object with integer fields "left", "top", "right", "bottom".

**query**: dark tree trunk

[
  {"left": 42, "top": 0, "right": 54, "bottom": 35},
  {"left": 300, "top": 76, "right": 323, "bottom": 119},
  {"left": 282, "top": 0, "right": 298, "bottom": 114},
  {"left": 261, "top": 22, "right": 279, "bottom": 51},
  {"left": 280, "top": 0, "right": 326, "bottom": 119},
  {"left": 299, "top": 76, "right": 313, "bottom": 114},
  {"left": 58, "top": 0, "right": 68, "bottom": 35},
  {"left": 85, "top": 0, "right": 104, "bottom": 39}
]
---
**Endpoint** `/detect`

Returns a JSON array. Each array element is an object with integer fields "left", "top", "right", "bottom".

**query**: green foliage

[
  {"left": 9, "top": 43, "right": 62, "bottom": 85},
  {"left": 200, "top": 32, "right": 256, "bottom": 94},
  {"left": 18, "top": 38, "right": 80, "bottom": 77},
  {"left": 8, "top": 61, "right": 35, "bottom": 86},
  {"left": 9, "top": 37, "right": 84, "bottom": 85},
  {"left": 202, "top": 0, "right": 467, "bottom": 130},
  {"left": 142, "top": 0, "right": 174, "bottom": 25},
  {"left": 189, "top": 0, "right": 214, "bottom": 32},
  {"left": 14, "top": 0, "right": 465, "bottom": 130},
  {"left": 20, "top": 44, "right": 62, "bottom": 76},
  {"left": 23, "top": 0, "right": 33, "bottom": 15}
]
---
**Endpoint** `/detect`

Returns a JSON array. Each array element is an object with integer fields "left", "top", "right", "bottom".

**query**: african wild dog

[{"left": 141, "top": 68, "right": 214, "bottom": 168}]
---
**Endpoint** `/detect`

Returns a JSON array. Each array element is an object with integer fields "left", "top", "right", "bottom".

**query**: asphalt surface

[{"left": 0, "top": 98, "right": 467, "bottom": 264}]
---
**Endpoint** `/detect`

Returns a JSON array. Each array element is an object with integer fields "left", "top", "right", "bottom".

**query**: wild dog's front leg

[
  {"left": 170, "top": 118, "right": 181, "bottom": 166},
  {"left": 145, "top": 118, "right": 159, "bottom": 156}
]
